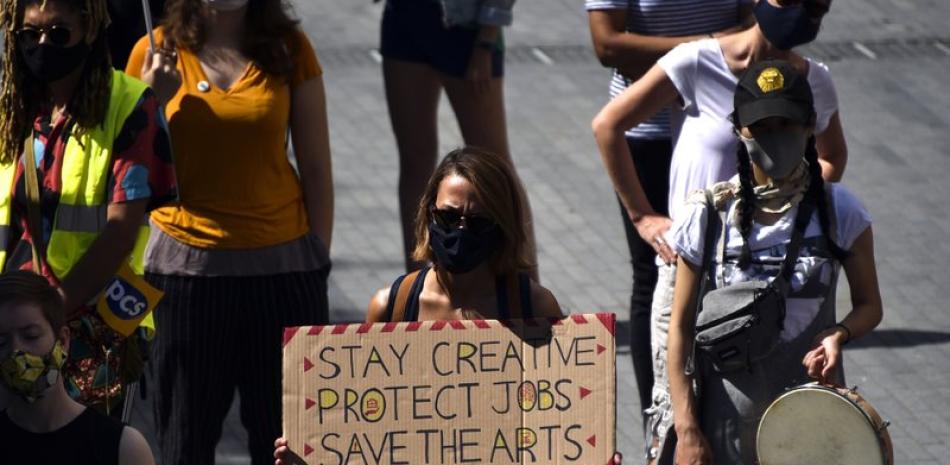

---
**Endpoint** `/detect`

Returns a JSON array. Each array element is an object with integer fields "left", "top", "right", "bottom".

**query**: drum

[{"left": 757, "top": 383, "right": 893, "bottom": 465}]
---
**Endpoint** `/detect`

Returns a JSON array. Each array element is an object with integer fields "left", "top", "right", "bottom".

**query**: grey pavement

[{"left": 131, "top": 0, "right": 950, "bottom": 463}]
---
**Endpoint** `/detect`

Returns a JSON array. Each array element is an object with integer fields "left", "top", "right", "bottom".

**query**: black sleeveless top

[
  {"left": 385, "top": 266, "right": 535, "bottom": 321},
  {"left": 0, "top": 407, "right": 124, "bottom": 465}
]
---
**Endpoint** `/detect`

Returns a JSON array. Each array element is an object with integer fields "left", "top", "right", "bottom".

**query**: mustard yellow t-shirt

[{"left": 127, "top": 28, "right": 322, "bottom": 249}]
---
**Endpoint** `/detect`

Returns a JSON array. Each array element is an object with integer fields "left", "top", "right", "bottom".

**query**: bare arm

[
  {"left": 667, "top": 257, "right": 714, "bottom": 464},
  {"left": 815, "top": 112, "right": 847, "bottom": 182},
  {"left": 588, "top": 10, "right": 707, "bottom": 79},
  {"left": 588, "top": 6, "right": 754, "bottom": 80},
  {"left": 530, "top": 282, "right": 564, "bottom": 319},
  {"left": 803, "top": 227, "right": 883, "bottom": 381},
  {"left": 118, "top": 426, "right": 156, "bottom": 465},
  {"left": 291, "top": 76, "right": 334, "bottom": 249},
  {"left": 838, "top": 227, "right": 884, "bottom": 337},
  {"left": 366, "top": 288, "right": 391, "bottom": 323},
  {"left": 591, "top": 65, "right": 679, "bottom": 263},
  {"left": 59, "top": 200, "right": 147, "bottom": 317}
]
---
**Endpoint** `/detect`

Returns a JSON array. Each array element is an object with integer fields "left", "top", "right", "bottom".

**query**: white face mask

[{"left": 205, "top": 0, "right": 249, "bottom": 11}]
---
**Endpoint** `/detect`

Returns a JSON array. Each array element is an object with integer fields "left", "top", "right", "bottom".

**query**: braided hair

[
  {"left": 0, "top": 0, "right": 113, "bottom": 164},
  {"left": 734, "top": 136, "right": 849, "bottom": 269},
  {"left": 735, "top": 138, "right": 758, "bottom": 269},
  {"left": 802, "top": 136, "right": 850, "bottom": 261}
]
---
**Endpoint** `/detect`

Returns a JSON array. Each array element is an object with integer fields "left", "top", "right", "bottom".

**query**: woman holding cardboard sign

[
  {"left": 0, "top": 0, "right": 176, "bottom": 412},
  {"left": 275, "top": 147, "right": 624, "bottom": 465}
]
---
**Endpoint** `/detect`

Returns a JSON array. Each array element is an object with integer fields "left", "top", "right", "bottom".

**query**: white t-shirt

[
  {"left": 670, "top": 183, "right": 871, "bottom": 341},
  {"left": 584, "top": 0, "right": 750, "bottom": 140},
  {"left": 657, "top": 39, "right": 839, "bottom": 220}
]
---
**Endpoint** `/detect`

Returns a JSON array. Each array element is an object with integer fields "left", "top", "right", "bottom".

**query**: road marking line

[
  {"left": 853, "top": 41, "right": 878, "bottom": 60},
  {"left": 532, "top": 47, "right": 554, "bottom": 65}
]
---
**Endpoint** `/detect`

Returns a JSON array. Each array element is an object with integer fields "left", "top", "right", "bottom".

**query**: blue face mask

[{"left": 754, "top": 1, "right": 822, "bottom": 50}]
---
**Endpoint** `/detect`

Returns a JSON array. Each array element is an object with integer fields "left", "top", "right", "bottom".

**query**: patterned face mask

[{"left": 0, "top": 340, "right": 67, "bottom": 403}]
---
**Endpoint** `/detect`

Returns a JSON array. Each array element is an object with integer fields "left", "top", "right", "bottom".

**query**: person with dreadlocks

[
  {"left": 664, "top": 60, "right": 882, "bottom": 465},
  {"left": 0, "top": 271, "right": 156, "bottom": 465},
  {"left": 0, "top": 0, "right": 176, "bottom": 411}
]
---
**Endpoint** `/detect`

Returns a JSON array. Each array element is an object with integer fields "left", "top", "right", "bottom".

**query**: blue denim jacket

[{"left": 440, "top": 0, "right": 516, "bottom": 27}]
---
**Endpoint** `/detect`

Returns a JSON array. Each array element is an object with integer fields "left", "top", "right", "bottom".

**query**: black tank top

[
  {"left": 0, "top": 407, "right": 124, "bottom": 465},
  {"left": 385, "top": 266, "right": 535, "bottom": 321}
]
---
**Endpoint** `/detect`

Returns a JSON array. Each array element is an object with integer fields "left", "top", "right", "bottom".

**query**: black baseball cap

[{"left": 733, "top": 60, "right": 815, "bottom": 128}]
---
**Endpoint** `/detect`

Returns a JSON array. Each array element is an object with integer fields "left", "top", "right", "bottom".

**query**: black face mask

[
  {"left": 19, "top": 41, "right": 90, "bottom": 83},
  {"left": 754, "top": 1, "right": 822, "bottom": 50},
  {"left": 427, "top": 221, "right": 503, "bottom": 274}
]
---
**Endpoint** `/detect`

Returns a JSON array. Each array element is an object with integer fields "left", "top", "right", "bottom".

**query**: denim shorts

[{"left": 380, "top": 0, "right": 504, "bottom": 79}]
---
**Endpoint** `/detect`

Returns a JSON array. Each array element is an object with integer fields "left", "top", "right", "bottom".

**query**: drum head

[{"left": 757, "top": 387, "right": 885, "bottom": 465}]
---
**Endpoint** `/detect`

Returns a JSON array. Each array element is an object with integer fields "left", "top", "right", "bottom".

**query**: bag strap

[
  {"left": 715, "top": 206, "right": 729, "bottom": 288},
  {"left": 685, "top": 190, "right": 721, "bottom": 376},
  {"left": 21, "top": 133, "right": 43, "bottom": 274},
  {"left": 518, "top": 273, "right": 534, "bottom": 319},
  {"left": 772, "top": 198, "right": 816, "bottom": 296},
  {"left": 498, "top": 272, "right": 534, "bottom": 320},
  {"left": 387, "top": 269, "right": 422, "bottom": 322}
]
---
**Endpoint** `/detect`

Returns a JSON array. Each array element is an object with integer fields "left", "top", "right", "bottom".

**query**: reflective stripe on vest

[
  {"left": 0, "top": 160, "right": 13, "bottom": 268},
  {"left": 0, "top": 70, "right": 150, "bottom": 277}
]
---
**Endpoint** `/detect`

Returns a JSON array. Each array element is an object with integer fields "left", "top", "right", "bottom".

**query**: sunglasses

[
  {"left": 16, "top": 25, "right": 73, "bottom": 48},
  {"left": 430, "top": 207, "right": 496, "bottom": 234}
]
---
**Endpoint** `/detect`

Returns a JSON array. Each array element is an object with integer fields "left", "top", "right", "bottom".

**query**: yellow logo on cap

[{"left": 757, "top": 67, "right": 784, "bottom": 93}]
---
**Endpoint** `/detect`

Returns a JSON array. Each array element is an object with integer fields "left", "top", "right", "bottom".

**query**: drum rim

[{"left": 756, "top": 383, "right": 892, "bottom": 465}]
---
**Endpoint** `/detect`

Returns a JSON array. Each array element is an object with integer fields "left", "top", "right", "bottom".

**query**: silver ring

[{"left": 654, "top": 236, "right": 666, "bottom": 246}]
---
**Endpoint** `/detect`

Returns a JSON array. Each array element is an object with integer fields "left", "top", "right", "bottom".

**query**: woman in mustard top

[{"left": 126, "top": 0, "right": 333, "bottom": 463}]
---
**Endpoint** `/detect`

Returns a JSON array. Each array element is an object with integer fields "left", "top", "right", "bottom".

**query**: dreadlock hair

[
  {"left": 162, "top": 0, "right": 300, "bottom": 79},
  {"left": 734, "top": 135, "right": 850, "bottom": 269},
  {"left": 0, "top": 0, "right": 112, "bottom": 164}
]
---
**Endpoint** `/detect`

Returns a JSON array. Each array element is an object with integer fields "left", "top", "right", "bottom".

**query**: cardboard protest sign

[{"left": 282, "top": 313, "right": 616, "bottom": 465}]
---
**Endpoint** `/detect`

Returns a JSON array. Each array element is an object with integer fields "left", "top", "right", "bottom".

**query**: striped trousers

[{"left": 146, "top": 269, "right": 329, "bottom": 465}]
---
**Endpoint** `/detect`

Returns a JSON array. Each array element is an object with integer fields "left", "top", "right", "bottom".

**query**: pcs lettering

[{"left": 104, "top": 278, "right": 147, "bottom": 319}]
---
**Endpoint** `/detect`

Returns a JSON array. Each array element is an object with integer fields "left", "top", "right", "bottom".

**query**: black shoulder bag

[{"left": 687, "top": 191, "right": 815, "bottom": 374}]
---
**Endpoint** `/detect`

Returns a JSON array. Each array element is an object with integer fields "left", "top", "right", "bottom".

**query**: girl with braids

[
  {"left": 592, "top": 1, "right": 844, "bottom": 459},
  {"left": 665, "top": 60, "right": 882, "bottom": 465},
  {"left": 125, "top": 1, "right": 333, "bottom": 463},
  {"left": 0, "top": 0, "right": 175, "bottom": 410},
  {"left": 0, "top": 271, "right": 155, "bottom": 465}
]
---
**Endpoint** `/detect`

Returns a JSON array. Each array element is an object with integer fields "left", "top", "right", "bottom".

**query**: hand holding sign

[
  {"left": 141, "top": 46, "right": 181, "bottom": 106},
  {"left": 139, "top": 0, "right": 180, "bottom": 105}
]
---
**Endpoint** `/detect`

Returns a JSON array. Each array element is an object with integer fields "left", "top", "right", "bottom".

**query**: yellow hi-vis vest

[{"left": 0, "top": 70, "right": 150, "bottom": 294}]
